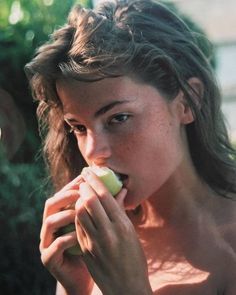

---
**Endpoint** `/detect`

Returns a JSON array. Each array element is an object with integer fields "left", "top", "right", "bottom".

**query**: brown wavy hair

[{"left": 25, "top": 0, "right": 236, "bottom": 195}]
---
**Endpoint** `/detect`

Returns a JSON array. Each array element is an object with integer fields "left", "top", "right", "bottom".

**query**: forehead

[
  {"left": 56, "top": 76, "right": 168, "bottom": 117},
  {"left": 56, "top": 76, "right": 142, "bottom": 100}
]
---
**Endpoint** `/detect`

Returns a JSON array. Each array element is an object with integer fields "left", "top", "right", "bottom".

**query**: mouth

[{"left": 115, "top": 172, "right": 129, "bottom": 186}]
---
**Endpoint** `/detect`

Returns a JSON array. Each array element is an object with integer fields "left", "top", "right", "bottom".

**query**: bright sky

[{"left": 173, "top": 0, "right": 236, "bottom": 44}]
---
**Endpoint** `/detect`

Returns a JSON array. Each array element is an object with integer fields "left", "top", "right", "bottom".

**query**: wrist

[
  {"left": 56, "top": 280, "right": 94, "bottom": 295},
  {"left": 101, "top": 281, "right": 153, "bottom": 295}
]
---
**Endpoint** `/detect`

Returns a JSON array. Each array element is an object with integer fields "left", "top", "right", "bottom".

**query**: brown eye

[
  {"left": 65, "top": 120, "right": 87, "bottom": 135},
  {"left": 109, "top": 114, "right": 130, "bottom": 124},
  {"left": 71, "top": 124, "right": 87, "bottom": 134}
]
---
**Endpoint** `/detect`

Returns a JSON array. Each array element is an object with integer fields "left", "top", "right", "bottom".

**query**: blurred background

[
  {"left": 173, "top": 0, "right": 236, "bottom": 141},
  {"left": 0, "top": 0, "right": 235, "bottom": 294}
]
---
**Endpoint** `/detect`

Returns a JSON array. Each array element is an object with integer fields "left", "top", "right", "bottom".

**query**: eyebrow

[
  {"left": 94, "top": 100, "right": 130, "bottom": 118},
  {"left": 64, "top": 100, "right": 131, "bottom": 123}
]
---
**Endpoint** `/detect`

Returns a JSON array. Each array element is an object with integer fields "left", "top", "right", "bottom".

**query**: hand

[
  {"left": 40, "top": 175, "right": 93, "bottom": 295},
  {"left": 76, "top": 169, "right": 152, "bottom": 295}
]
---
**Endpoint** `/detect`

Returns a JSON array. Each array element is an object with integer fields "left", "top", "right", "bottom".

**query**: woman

[{"left": 25, "top": 0, "right": 236, "bottom": 294}]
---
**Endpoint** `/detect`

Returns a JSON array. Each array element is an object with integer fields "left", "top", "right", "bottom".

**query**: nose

[{"left": 82, "top": 130, "right": 112, "bottom": 164}]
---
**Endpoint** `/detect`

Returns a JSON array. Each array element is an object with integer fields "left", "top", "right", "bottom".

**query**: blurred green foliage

[
  {"left": 0, "top": 0, "right": 92, "bottom": 163},
  {"left": 0, "top": 145, "right": 55, "bottom": 294}
]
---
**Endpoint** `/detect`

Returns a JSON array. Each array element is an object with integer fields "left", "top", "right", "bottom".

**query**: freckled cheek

[{"left": 111, "top": 132, "right": 138, "bottom": 158}]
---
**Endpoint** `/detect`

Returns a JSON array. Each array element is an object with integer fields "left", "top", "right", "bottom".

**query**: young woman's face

[{"left": 56, "top": 76, "right": 192, "bottom": 209}]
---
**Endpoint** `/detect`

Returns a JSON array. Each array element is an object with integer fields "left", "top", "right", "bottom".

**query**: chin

[
  {"left": 123, "top": 188, "right": 155, "bottom": 211},
  {"left": 123, "top": 193, "right": 142, "bottom": 211}
]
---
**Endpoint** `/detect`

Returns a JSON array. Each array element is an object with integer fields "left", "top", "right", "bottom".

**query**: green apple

[
  {"left": 83, "top": 165, "right": 123, "bottom": 196},
  {"left": 60, "top": 166, "right": 123, "bottom": 255},
  {"left": 59, "top": 223, "right": 82, "bottom": 255}
]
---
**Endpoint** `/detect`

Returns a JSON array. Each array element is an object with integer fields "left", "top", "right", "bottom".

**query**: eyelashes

[
  {"left": 109, "top": 113, "right": 131, "bottom": 124},
  {"left": 65, "top": 113, "right": 132, "bottom": 135},
  {"left": 68, "top": 124, "right": 86, "bottom": 134}
]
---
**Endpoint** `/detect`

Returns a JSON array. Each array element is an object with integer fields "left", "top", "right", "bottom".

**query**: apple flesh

[
  {"left": 83, "top": 166, "right": 123, "bottom": 196},
  {"left": 61, "top": 166, "right": 123, "bottom": 255}
]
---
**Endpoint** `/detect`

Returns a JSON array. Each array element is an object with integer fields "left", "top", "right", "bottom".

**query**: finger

[
  {"left": 60, "top": 174, "right": 83, "bottom": 192},
  {"left": 43, "top": 189, "right": 80, "bottom": 222},
  {"left": 75, "top": 214, "right": 102, "bottom": 259},
  {"left": 82, "top": 169, "right": 127, "bottom": 221},
  {"left": 40, "top": 231, "right": 78, "bottom": 266},
  {"left": 42, "top": 174, "right": 83, "bottom": 222},
  {"left": 75, "top": 197, "right": 97, "bottom": 239},
  {"left": 75, "top": 215, "right": 102, "bottom": 260},
  {"left": 40, "top": 209, "right": 75, "bottom": 250},
  {"left": 75, "top": 215, "right": 89, "bottom": 254},
  {"left": 114, "top": 188, "right": 127, "bottom": 211},
  {"left": 79, "top": 182, "right": 111, "bottom": 228}
]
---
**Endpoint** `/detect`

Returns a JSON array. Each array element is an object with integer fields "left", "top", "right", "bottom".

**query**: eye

[
  {"left": 109, "top": 113, "right": 130, "bottom": 124},
  {"left": 67, "top": 124, "right": 87, "bottom": 135}
]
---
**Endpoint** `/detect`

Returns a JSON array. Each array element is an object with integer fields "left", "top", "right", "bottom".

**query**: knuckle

[
  {"left": 75, "top": 195, "right": 97, "bottom": 211},
  {"left": 83, "top": 195, "right": 97, "bottom": 207},
  {"left": 100, "top": 228, "right": 117, "bottom": 248},
  {"left": 117, "top": 220, "right": 133, "bottom": 236},
  {"left": 44, "top": 197, "right": 54, "bottom": 209},
  {"left": 44, "top": 215, "right": 55, "bottom": 229},
  {"left": 99, "top": 191, "right": 109, "bottom": 199},
  {"left": 40, "top": 248, "right": 53, "bottom": 268},
  {"left": 75, "top": 198, "right": 84, "bottom": 212},
  {"left": 86, "top": 240, "right": 99, "bottom": 255},
  {"left": 54, "top": 236, "right": 67, "bottom": 251}
]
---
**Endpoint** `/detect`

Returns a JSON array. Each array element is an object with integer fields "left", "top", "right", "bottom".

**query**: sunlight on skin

[
  {"left": 89, "top": 261, "right": 210, "bottom": 294},
  {"left": 148, "top": 261, "right": 210, "bottom": 290}
]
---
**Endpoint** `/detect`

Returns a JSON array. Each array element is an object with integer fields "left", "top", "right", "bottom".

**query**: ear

[{"left": 176, "top": 77, "right": 203, "bottom": 125}]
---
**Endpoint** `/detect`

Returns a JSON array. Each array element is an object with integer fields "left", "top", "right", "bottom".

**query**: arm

[{"left": 56, "top": 281, "right": 94, "bottom": 295}]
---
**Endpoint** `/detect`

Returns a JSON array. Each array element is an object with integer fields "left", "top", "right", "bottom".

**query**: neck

[
  {"left": 131, "top": 163, "right": 214, "bottom": 230},
  {"left": 127, "top": 164, "right": 227, "bottom": 272}
]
